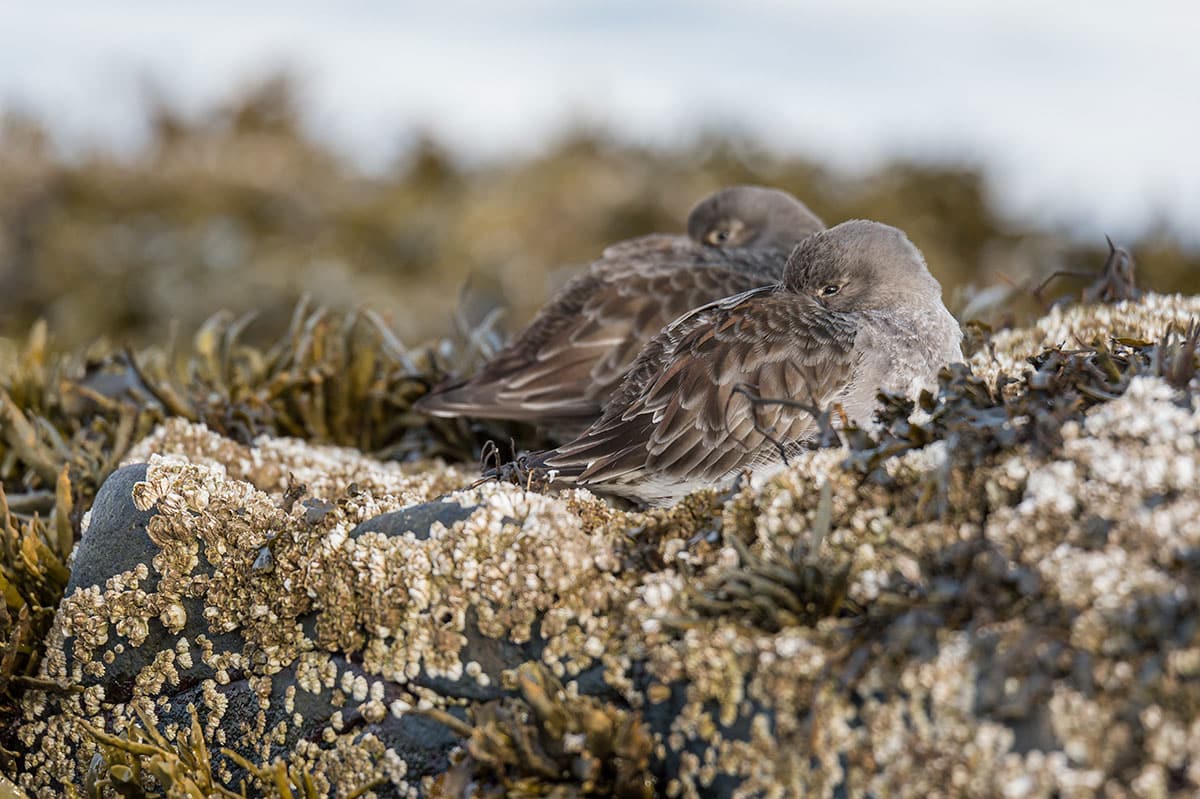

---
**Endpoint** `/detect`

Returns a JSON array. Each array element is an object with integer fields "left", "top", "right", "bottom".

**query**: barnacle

[
  {"left": 0, "top": 301, "right": 542, "bottom": 790},
  {"left": 4, "top": 265, "right": 1200, "bottom": 796}
]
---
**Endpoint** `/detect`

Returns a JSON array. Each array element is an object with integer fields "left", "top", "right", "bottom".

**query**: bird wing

[
  {"left": 415, "top": 237, "right": 785, "bottom": 425},
  {"left": 543, "top": 288, "right": 859, "bottom": 486}
]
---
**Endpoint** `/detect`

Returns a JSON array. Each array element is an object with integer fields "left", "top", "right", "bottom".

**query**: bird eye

[
  {"left": 821, "top": 285, "right": 841, "bottom": 296},
  {"left": 707, "top": 229, "right": 730, "bottom": 246}
]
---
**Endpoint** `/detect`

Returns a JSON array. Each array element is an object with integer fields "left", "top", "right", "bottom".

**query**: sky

[{"left": 1, "top": 1, "right": 1197, "bottom": 240}]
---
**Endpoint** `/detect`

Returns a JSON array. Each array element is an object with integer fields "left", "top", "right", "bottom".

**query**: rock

[
  {"left": 31, "top": 461, "right": 542, "bottom": 795},
  {"left": 63, "top": 462, "right": 243, "bottom": 706},
  {"left": 349, "top": 500, "right": 478, "bottom": 540},
  {"left": 68, "top": 463, "right": 156, "bottom": 591},
  {"left": 14, "top": 295, "right": 1200, "bottom": 798}
]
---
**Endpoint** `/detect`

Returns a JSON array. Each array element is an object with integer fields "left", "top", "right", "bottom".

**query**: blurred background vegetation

[{"left": 1, "top": 76, "right": 1197, "bottom": 357}]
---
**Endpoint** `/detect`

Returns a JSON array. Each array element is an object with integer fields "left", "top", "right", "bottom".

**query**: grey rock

[
  {"left": 350, "top": 500, "right": 478, "bottom": 540},
  {"left": 69, "top": 463, "right": 156, "bottom": 591}
]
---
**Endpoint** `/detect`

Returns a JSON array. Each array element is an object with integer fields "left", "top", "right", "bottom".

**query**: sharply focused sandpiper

[
  {"left": 414, "top": 186, "right": 825, "bottom": 438},
  {"left": 529, "top": 220, "right": 964, "bottom": 507}
]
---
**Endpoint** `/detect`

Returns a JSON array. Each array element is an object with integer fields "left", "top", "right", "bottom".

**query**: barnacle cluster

[
  {"left": 3, "top": 290, "right": 1200, "bottom": 797},
  {"left": 0, "top": 301, "right": 540, "bottom": 793},
  {"left": 968, "top": 292, "right": 1200, "bottom": 386},
  {"left": 15, "top": 422, "right": 642, "bottom": 795}
]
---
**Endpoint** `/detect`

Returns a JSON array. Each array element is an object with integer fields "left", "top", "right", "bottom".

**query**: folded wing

[
  {"left": 542, "top": 288, "right": 859, "bottom": 491},
  {"left": 414, "top": 236, "right": 786, "bottom": 428}
]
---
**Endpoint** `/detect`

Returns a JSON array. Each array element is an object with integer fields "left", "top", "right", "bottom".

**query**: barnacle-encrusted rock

[
  {"left": 18, "top": 419, "right": 639, "bottom": 796},
  {"left": 14, "top": 293, "right": 1200, "bottom": 798},
  {"left": 969, "top": 292, "right": 1200, "bottom": 386}
]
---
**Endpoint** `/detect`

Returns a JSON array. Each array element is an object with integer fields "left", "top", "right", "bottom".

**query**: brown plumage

[
  {"left": 413, "top": 186, "right": 825, "bottom": 437},
  {"left": 532, "top": 220, "right": 964, "bottom": 507}
]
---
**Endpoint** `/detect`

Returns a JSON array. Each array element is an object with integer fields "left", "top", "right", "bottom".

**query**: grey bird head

[
  {"left": 782, "top": 219, "right": 944, "bottom": 312},
  {"left": 686, "top": 185, "right": 825, "bottom": 251}
]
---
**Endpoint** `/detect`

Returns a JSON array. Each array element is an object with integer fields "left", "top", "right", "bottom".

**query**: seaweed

[
  {"left": 76, "top": 704, "right": 379, "bottom": 798},
  {"left": 687, "top": 481, "right": 859, "bottom": 632},
  {"left": 0, "top": 475, "right": 77, "bottom": 768},
  {"left": 3, "top": 77, "right": 1199, "bottom": 359},
  {"left": 426, "top": 662, "right": 654, "bottom": 799},
  {"left": 1033, "top": 235, "right": 1140, "bottom": 307}
]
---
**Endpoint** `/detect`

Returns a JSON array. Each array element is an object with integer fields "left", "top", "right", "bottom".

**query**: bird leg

[{"left": 471, "top": 438, "right": 544, "bottom": 489}]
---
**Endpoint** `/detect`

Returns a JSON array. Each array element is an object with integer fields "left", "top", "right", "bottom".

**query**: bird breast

[{"left": 847, "top": 306, "right": 963, "bottom": 421}]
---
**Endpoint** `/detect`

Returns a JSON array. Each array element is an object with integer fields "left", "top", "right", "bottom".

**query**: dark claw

[{"left": 472, "top": 440, "right": 550, "bottom": 490}]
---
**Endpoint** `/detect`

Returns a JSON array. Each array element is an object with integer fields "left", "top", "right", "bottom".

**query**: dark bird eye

[
  {"left": 708, "top": 229, "right": 729, "bottom": 245},
  {"left": 822, "top": 285, "right": 841, "bottom": 296}
]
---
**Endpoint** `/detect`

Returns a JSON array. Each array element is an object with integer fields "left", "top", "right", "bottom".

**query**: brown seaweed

[{"left": 427, "top": 662, "right": 655, "bottom": 799}]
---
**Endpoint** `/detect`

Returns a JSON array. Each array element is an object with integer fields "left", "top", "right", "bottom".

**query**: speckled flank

[{"left": 14, "top": 292, "right": 1200, "bottom": 797}]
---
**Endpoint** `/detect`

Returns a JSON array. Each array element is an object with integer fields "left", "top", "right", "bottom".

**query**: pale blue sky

[{"left": 2, "top": 1, "right": 1197, "bottom": 239}]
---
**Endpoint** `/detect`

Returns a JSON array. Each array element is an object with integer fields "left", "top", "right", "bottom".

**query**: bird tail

[
  {"left": 413, "top": 381, "right": 598, "bottom": 426},
  {"left": 411, "top": 380, "right": 489, "bottom": 418}
]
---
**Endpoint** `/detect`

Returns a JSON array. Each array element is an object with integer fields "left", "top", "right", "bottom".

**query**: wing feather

[
  {"left": 414, "top": 237, "right": 788, "bottom": 428},
  {"left": 543, "top": 289, "right": 858, "bottom": 494}
]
